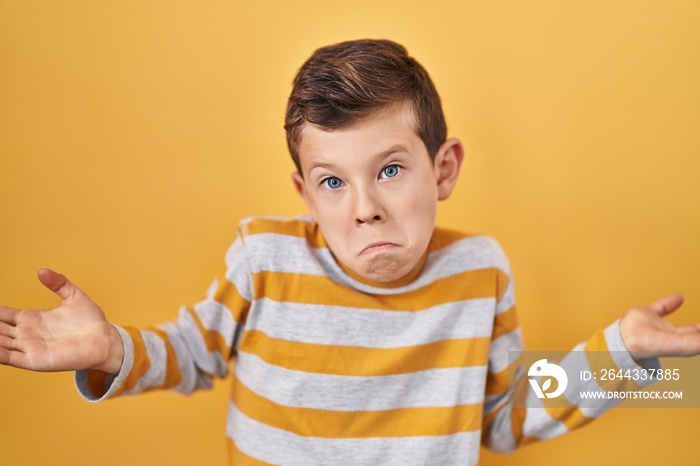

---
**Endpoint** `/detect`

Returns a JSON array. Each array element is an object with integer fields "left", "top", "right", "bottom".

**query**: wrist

[{"left": 91, "top": 324, "right": 124, "bottom": 374}]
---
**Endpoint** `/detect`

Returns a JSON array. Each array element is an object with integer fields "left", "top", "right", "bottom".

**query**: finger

[
  {"left": 0, "top": 335, "right": 18, "bottom": 351},
  {"left": 0, "top": 306, "right": 19, "bottom": 325},
  {"left": 672, "top": 333, "right": 700, "bottom": 355},
  {"left": 0, "top": 346, "right": 10, "bottom": 365},
  {"left": 0, "top": 321, "right": 15, "bottom": 338},
  {"left": 0, "top": 347, "right": 28, "bottom": 369},
  {"left": 37, "top": 268, "right": 80, "bottom": 302},
  {"left": 648, "top": 294, "right": 684, "bottom": 316}
]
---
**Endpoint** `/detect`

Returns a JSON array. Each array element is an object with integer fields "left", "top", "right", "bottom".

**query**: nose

[{"left": 353, "top": 185, "right": 385, "bottom": 226}]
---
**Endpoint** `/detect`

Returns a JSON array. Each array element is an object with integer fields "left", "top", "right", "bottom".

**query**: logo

[{"left": 528, "top": 359, "right": 568, "bottom": 399}]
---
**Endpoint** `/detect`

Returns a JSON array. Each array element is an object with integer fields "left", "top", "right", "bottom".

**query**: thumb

[
  {"left": 37, "top": 268, "right": 82, "bottom": 302},
  {"left": 648, "top": 293, "right": 685, "bottom": 317}
]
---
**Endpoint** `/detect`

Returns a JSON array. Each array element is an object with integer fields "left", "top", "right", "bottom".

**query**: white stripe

[
  {"left": 496, "top": 278, "right": 515, "bottom": 315},
  {"left": 244, "top": 233, "right": 327, "bottom": 276},
  {"left": 481, "top": 390, "right": 517, "bottom": 453},
  {"left": 193, "top": 298, "right": 236, "bottom": 345},
  {"left": 555, "top": 343, "right": 608, "bottom": 417},
  {"left": 157, "top": 321, "right": 203, "bottom": 394},
  {"left": 243, "top": 232, "right": 510, "bottom": 295},
  {"left": 489, "top": 328, "right": 524, "bottom": 374},
  {"left": 123, "top": 330, "right": 166, "bottom": 395},
  {"left": 235, "top": 352, "right": 488, "bottom": 411},
  {"left": 224, "top": 238, "right": 253, "bottom": 302},
  {"left": 176, "top": 306, "right": 228, "bottom": 376},
  {"left": 521, "top": 395, "right": 569, "bottom": 440},
  {"left": 247, "top": 297, "right": 495, "bottom": 348},
  {"left": 227, "top": 402, "right": 482, "bottom": 466},
  {"left": 154, "top": 308, "right": 229, "bottom": 393}
]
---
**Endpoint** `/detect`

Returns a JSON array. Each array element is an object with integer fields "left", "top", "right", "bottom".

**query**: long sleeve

[
  {"left": 75, "top": 235, "right": 252, "bottom": 401},
  {"left": 481, "top": 265, "right": 660, "bottom": 453}
]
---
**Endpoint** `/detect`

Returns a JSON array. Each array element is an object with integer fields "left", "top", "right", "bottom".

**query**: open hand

[
  {"left": 620, "top": 294, "right": 700, "bottom": 360},
  {"left": 0, "top": 269, "right": 123, "bottom": 373}
]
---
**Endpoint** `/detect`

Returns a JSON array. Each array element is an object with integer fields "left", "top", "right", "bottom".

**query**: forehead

[{"left": 297, "top": 104, "right": 424, "bottom": 172}]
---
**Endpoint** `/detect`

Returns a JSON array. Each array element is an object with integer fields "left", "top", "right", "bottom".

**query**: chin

[{"left": 362, "top": 259, "right": 408, "bottom": 283}]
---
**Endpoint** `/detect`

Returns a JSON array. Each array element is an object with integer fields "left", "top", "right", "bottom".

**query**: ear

[
  {"left": 291, "top": 171, "right": 317, "bottom": 218},
  {"left": 434, "top": 137, "right": 464, "bottom": 201},
  {"left": 291, "top": 171, "right": 306, "bottom": 200}
]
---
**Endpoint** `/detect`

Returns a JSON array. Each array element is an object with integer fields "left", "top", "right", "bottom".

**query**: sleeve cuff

[
  {"left": 75, "top": 324, "right": 135, "bottom": 402},
  {"left": 604, "top": 319, "right": 660, "bottom": 388}
]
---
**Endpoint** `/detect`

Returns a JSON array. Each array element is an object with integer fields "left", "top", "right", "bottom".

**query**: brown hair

[{"left": 284, "top": 39, "right": 447, "bottom": 174}]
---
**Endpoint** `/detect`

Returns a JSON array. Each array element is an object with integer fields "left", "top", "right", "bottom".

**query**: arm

[
  {"left": 75, "top": 234, "right": 252, "bottom": 401},
  {"left": 1, "top": 234, "right": 253, "bottom": 402},
  {"left": 481, "top": 266, "right": 699, "bottom": 453},
  {"left": 0, "top": 268, "right": 123, "bottom": 374}
]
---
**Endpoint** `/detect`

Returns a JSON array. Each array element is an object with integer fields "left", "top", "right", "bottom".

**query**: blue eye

[
  {"left": 322, "top": 177, "right": 343, "bottom": 189},
  {"left": 380, "top": 164, "right": 401, "bottom": 179}
]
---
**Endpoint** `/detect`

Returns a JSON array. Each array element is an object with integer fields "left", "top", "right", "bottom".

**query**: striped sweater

[{"left": 76, "top": 216, "right": 657, "bottom": 465}]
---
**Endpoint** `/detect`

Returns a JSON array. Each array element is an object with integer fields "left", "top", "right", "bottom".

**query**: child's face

[{"left": 292, "top": 104, "right": 463, "bottom": 283}]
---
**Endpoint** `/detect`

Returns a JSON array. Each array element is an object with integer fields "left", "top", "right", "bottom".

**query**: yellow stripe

[
  {"left": 213, "top": 276, "right": 251, "bottom": 324},
  {"left": 253, "top": 268, "right": 499, "bottom": 311},
  {"left": 496, "top": 269, "right": 510, "bottom": 303},
  {"left": 427, "top": 227, "right": 473, "bottom": 252},
  {"left": 228, "top": 439, "right": 275, "bottom": 466},
  {"left": 242, "top": 217, "right": 326, "bottom": 248},
  {"left": 492, "top": 306, "right": 518, "bottom": 341},
  {"left": 484, "top": 366, "right": 510, "bottom": 396},
  {"left": 185, "top": 305, "right": 232, "bottom": 359},
  {"left": 240, "top": 218, "right": 471, "bottom": 255},
  {"left": 86, "top": 370, "right": 109, "bottom": 397},
  {"left": 147, "top": 327, "right": 183, "bottom": 389},
  {"left": 239, "top": 330, "right": 490, "bottom": 376},
  {"left": 518, "top": 435, "right": 542, "bottom": 447},
  {"left": 113, "top": 326, "right": 152, "bottom": 397},
  {"left": 231, "top": 375, "right": 483, "bottom": 438}
]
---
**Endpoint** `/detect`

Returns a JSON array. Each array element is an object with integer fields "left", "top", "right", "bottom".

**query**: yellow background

[{"left": 1, "top": 1, "right": 698, "bottom": 465}]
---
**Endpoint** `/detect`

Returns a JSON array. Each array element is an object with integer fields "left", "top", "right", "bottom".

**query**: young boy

[{"left": 0, "top": 39, "right": 698, "bottom": 465}]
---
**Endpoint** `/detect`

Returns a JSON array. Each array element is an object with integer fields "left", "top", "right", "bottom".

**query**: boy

[{"left": 0, "top": 39, "right": 698, "bottom": 465}]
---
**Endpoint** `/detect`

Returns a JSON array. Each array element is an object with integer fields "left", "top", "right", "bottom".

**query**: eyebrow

[{"left": 308, "top": 144, "right": 410, "bottom": 174}]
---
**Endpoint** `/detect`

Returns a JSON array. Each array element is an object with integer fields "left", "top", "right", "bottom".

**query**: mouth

[{"left": 360, "top": 242, "right": 398, "bottom": 255}]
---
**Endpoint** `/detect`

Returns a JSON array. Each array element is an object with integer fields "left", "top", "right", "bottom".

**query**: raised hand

[
  {"left": 0, "top": 269, "right": 123, "bottom": 374},
  {"left": 620, "top": 294, "right": 700, "bottom": 360}
]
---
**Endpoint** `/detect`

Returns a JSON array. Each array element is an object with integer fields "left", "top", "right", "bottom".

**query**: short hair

[{"left": 284, "top": 39, "right": 447, "bottom": 174}]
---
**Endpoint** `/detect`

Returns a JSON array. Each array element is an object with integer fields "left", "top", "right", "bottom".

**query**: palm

[
  {"left": 0, "top": 269, "right": 116, "bottom": 372},
  {"left": 620, "top": 294, "right": 700, "bottom": 360}
]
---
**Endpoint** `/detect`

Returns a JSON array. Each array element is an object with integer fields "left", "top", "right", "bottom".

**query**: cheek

[
  {"left": 306, "top": 192, "right": 334, "bottom": 221},
  {"left": 402, "top": 182, "right": 437, "bottom": 218},
  {"left": 400, "top": 187, "right": 437, "bottom": 240},
  {"left": 315, "top": 197, "right": 345, "bottom": 221},
  {"left": 310, "top": 196, "right": 350, "bottom": 236}
]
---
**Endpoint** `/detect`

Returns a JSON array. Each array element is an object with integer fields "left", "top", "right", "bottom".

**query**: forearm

[
  {"left": 75, "top": 304, "right": 237, "bottom": 401},
  {"left": 483, "top": 320, "right": 660, "bottom": 452}
]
